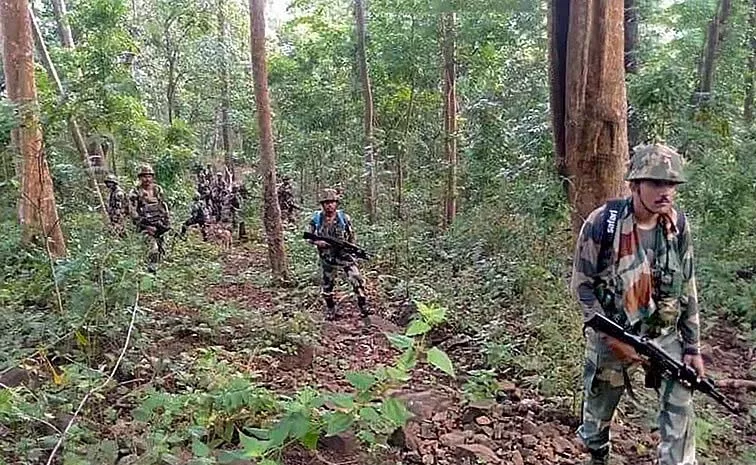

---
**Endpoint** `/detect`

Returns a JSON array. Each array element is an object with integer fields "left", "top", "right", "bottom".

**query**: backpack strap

[
  {"left": 312, "top": 211, "right": 323, "bottom": 230},
  {"left": 336, "top": 210, "right": 347, "bottom": 229},
  {"left": 597, "top": 198, "right": 628, "bottom": 274}
]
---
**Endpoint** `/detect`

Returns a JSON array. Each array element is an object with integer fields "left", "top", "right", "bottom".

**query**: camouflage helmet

[
  {"left": 319, "top": 188, "right": 340, "bottom": 203},
  {"left": 137, "top": 164, "right": 155, "bottom": 177},
  {"left": 626, "top": 143, "right": 686, "bottom": 184},
  {"left": 104, "top": 173, "right": 119, "bottom": 185}
]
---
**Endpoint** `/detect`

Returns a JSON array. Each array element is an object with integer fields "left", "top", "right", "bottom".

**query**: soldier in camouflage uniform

[
  {"left": 104, "top": 173, "right": 127, "bottom": 236},
  {"left": 129, "top": 164, "right": 171, "bottom": 272},
  {"left": 220, "top": 185, "right": 242, "bottom": 234},
  {"left": 211, "top": 172, "right": 228, "bottom": 222},
  {"left": 571, "top": 143, "right": 703, "bottom": 465},
  {"left": 180, "top": 193, "right": 209, "bottom": 241},
  {"left": 308, "top": 188, "right": 368, "bottom": 320},
  {"left": 277, "top": 176, "right": 299, "bottom": 224}
]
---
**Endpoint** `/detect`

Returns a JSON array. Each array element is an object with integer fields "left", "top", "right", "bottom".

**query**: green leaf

[
  {"left": 259, "top": 460, "right": 280, "bottom": 465},
  {"left": 358, "top": 406, "right": 380, "bottom": 423},
  {"left": 416, "top": 302, "right": 446, "bottom": 326},
  {"left": 239, "top": 431, "right": 270, "bottom": 458},
  {"left": 386, "top": 333, "right": 414, "bottom": 350},
  {"left": 398, "top": 347, "right": 417, "bottom": 370},
  {"left": 381, "top": 398, "right": 412, "bottom": 427},
  {"left": 426, "top": 347, "right": 455, "bottom": 377},
  {"left": 329, "top": 393, "right": 355, "bottom": 410},
  {"left": 346, "top": 371, "right": 377, "bottom": 391},
  {"left": 325, "top": 412, "right": 354, "bottom": 436},
  {"left": 301, "top": 429, "right": 320, "bottom": 450},
  {"left": 191, "top": 439, "right": 210, "bottom": 458},
  {"left": 405, "top": 320, "right": 431, "bottom": 336},
  {"left": 269, "top": 417, "right": 293, "bottom": 447},
  {"left": 288, "top": 412, "right": 310, "bottom": 439},
  {"left": 357, "top": 430, "right": 377, "bottom": 445},
  {"left": 386, "top": 366, "right": 410, "bottom": 382}
]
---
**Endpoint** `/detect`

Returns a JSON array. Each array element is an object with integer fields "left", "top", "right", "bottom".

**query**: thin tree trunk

[
  {"left": 745, "top": 0, "right": 756, "bottom": 124},
  {"left": 50, "top": 0, "right": 75, "bottom": 48},
  {"left": 550, "top": 0, "right": 629, "bottom": 233},
  {"left": 29, "top": 8, "right": 108, "bottom": 221},
  {"left": 354, "top": 0, "right": 377, "bottom": 222},
  {"left": 249, "top": 0, "right": 288, "bottom": 280},
  {"left": 624, "top": 0, "right": 639, "bottom": 74},
  {"left": 695, "top": 0, "right": 733, "bottom": 107},
  {"left": 442, "top": 12, "right": 458, "bottom": 229},
  {"left": 218, "top": 0, "right": 233, "bottom": 180},
  {"left": 2, "top": 0, "right": 67, "bottom": 256}
]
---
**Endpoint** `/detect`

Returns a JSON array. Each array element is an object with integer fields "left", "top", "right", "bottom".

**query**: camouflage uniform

[
  {"left": 277, "top": 177, "right": 299, "bottom": 223},
  {"left": 129, "top": 164, "right": 171, "bottom": 270},
  {"left": 211, "top": 173, "right": 228, "bottom": 222},
  {"left": 309, "top": 189, "right": 367, "bottom": 319},
  {"left": 220, "top": 186, "right": 242, "bottom": 230},
  {"left": 104, "top": 174, "right": 127, "bottom": 236},
  {"left": 571, "top": 144, "right": 699, "bottom": 465},
  {"left": 181, "top": 194, "right": 209, "bottom": 241}
]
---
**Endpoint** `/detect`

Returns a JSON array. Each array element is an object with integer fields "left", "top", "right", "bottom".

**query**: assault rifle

[
  {"left": 585, "top": 313, "right": 739, "bottom": 414},
  {"left": 303, "top": 232, "right": 370, "bottom": 260}
]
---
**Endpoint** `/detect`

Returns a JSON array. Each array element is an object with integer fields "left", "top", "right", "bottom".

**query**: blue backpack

[{"left": 312, "top": 210, "right": 347, "bottom": 232}]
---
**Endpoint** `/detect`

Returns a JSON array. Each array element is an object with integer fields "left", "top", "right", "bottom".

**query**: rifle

[
  {"left": 303, "top": 231, "right": 370, "bottom": 260},
  {"left": 585, "top": 313, "right": 739, "bottom": 414}
]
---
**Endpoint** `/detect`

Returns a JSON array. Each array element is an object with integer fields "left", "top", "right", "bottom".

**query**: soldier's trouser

[
  {"left": 578, "top": 329, "right": 696, "bottom": 465},
  {"left": 321, "top": 260, "right": 366, "bottom": 308},
  {"left": 182, "top": 217, "right": 208, "bottom": 241}
]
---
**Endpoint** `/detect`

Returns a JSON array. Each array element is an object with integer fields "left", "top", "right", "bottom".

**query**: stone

[
  {"left": 553, "top": 436, "right": 574, "bottom": 455},
  {"left": 0, "top": 368, "right": 33, "bottom": 389},
  {"left": 421, "top": 454, "right": 435, "bottom": 465},
  {"left": 475, "top": 416, "right": 492, "bottom": 426},
  {"left": 522, "top": 434, "right": 537, "bottom": 448},
  {"left": 456, "top": 444, "right": 501, "bottom": 464},
  {"left": 511, "top": 450, "right": 524, "bottom": 465},
  {"left": 320, "top": 432, "right": 358, "bottom": 455},
  {"left": 521, "top": 418, "right": 538, "bottom": 435},
  {"left": 439, "top": 431, "right": 467, "bottom": 447},
  {"left": 472, "top": 433, "right": 497, "bottom": 451},
  {"left": 394, "top": 390, "right": 453, "bottom": 422}
]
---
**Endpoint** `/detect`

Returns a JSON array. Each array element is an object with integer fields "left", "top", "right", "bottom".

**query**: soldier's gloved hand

[
  {"left": 684, "top": 354, "right": 705, "bottom": 378},
  {"left": 603, "top": 335, "right": 643, "bottom": 364}
]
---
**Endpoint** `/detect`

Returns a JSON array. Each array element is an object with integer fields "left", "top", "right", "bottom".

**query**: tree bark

[
  {"left": 624, "top": 0, "right": 639, "bottom": 74},
  {"left": 442, "top": 12, "right": 458, "bottom": 229},
  {"left": 2, "top": 0, "right": 67, "bottom": 256},
  {"left": 50, "top": 0, "right": 75, "bottom": 48},
  {"left": 695, "top": 0, "right": 733, "bottom": 107},
  {"left": 29, "top": 8, "right": 108, "bottom": 221},
  {"left": 218, "top": 0, "right": 233, "bottom": 180},
  {"left": 744, "top": 0, "right": 756, "bottom": 124},
  {"left": 249, "top": 0, "right": 288, "bottom": 280},
  {"left": 550, "top": 0, "right": 629, "bottom": 233},
  {"left": 354, "top": 0, "right": 377, "bottom": 222}
]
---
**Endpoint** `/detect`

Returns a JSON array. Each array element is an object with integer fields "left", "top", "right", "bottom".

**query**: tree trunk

[
  {"left": 29, "top": 8, "right": 108, "bottom": 221},
  {"left": 2, "top": 0, "right": 67, "bottom": 256},
  {"left": 49, "top": 0, "right": 75, "bottom": 48},
  {"left": 550, "top": 0, "right": 629, "bottom": 233},
  {"left": 218, "top": 0, "right": 233, "bottom": 180},
  {"left": 354, "top": 0, "right": 377, "bottom": 222},
  {"left": 624, "top": 0, "right": 639, "bottom": 74},
  {"left": 695, "top": 0, "right": 733, "bottom": 107},
  {"left": 744, "top": 0, "right": 756, "bottom": 124},
  {"left": 441, "top": 12, "right": 458, "bottom": 229},
  {"left": 249, "top": 0, "right": 288, "bottom": 280}
]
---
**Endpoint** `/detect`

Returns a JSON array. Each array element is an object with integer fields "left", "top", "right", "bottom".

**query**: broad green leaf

[
  {"left": 268, "top": 417, "right": 293, "bottom": 447},
  {"left": 301, "top": 429, "right": 320, "bottom": 450},
  {"left": 398, "top": 347, "right": 417, "bottom": 370},
  {"left": 416, "top": 302, "right": 446, "bottom": 326},
  {"left": 288, "top": 412, "right": 310, "bottom": 439},
  {"left": 346, "top": 371, "right": 377, "bottom": 391},
  {"left": 217, "top": 451, "right": 247, "bottom": 464},
  {"left": 358, "top": 406, "right": 380, "bottom": 423},
  {"left": 239, "top": 431, "right": 270, "bottom": 458},
  {"left": 325, "top": 412, "right": 354, "bottom": 436},
  {"left": 427, "top": 347, "right": 455, "bottom": 377},
  {"left": 405, "top": 320, "right": 431, "bottom": 337},
  {"left": 357, "top": 430, "right": 377, "bottom": 445},
  {"left": 381, "top": 398, "right": 412, "bottom": 427},
  {"left": 386, "top": 333, "right": 414, "bottom": 351},
  {"left": 329, "top": 393, "right": 355, "bottom": 410},
  {"left": 191, "top": 439, "right": 210, "bottom": 457},
  {"left": 386, "top": 366, "right": 410, "bottom": 382}
]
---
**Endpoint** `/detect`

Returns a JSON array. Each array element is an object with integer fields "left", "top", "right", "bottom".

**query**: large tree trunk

[
  {"left": 354, "top": 0, "right": 377, "bottom": 222},
  {"left": 441, "top": 12, "right": 458, "bottom": 228},
  {"left": 745, "top": 0, "right": 756, "bottom": 124},
  {"left": 550, "top": 0, "right": 629, "bottom": 233},
  {"left": 695, "top": 0, "right": 733, "bottom": 107},
  {"left": 249, "top": 0, "right": 288, "bottom": 280},
  {"left": 29, "top": 8, "right": 108, "bottom": 221},
  {"left": 218, "top": 0, "right": 233, "bottom": 180},
  {"left": 50, "top": 0, "right": 75, "bottom": 48},
  {"left": 2, "top": 0, "right": 67, "bottom": 256}
]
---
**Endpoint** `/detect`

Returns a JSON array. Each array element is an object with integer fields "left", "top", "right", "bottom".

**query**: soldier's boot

[
  {"left": 357, "top": 295, "right": 370, "bottom": 317},
  {"left": 238, "top": 221, "right": 248, "bottom": 241},
  {"left": 324, "top": 295, "right": 338, "bottom": 321},
  {"left": 179, "top": 225, "right": 188, "bottom": 240},
  {"left": 585, "top": 447, "right": 610, "bottom": 465}
]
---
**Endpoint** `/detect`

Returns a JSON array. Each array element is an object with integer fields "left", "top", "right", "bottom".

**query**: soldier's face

[
  {"left": 140, "top": 174, "right": 153, "bottom": 187},
  {"left": 321, "top": 200, "right": 337, "bottom": 214},
  {"left": 635, "top": 179, "right": 678, "bottom": 214}
]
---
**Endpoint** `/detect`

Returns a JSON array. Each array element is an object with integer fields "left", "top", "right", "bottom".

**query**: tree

[
  {"left": 249, "top": 0, "right": 288, "bottom": 280},
  {"left": 745, "top": 0, "right": 755, "bottom": 124},
  {"left": 549, "top": 0, "right": 629, "bottom": 232},
  {"left": 50, "top": 0, "right": 75, "bottom": 48},
  {"left": 441, "top": 11, "right": 458, "bottom": 228},
  {"left": 218, "top": 0, "right": 233, "bottom": 178},
  {"left": 1, "top": 0, "right": 67, "bottom": 256},
  {"left": 694, "top": 0, "right": 733, "bottom": 107},
  {"left": 624, "top": 0, "right": 639, "bottom": 74},
  {"left": 354, "top": 0, "right": 377, "bottom": 222}
]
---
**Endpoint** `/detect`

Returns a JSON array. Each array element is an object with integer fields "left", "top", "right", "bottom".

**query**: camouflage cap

[
  {"left": 626, "top": 143, "right": 686, "bottom": 184},
  {"left": 104, "top": 173, "right": 119, "bottom": 184},
  {"left": 319, "top": 188, "right": 339, "bottom": 203},
  {"left": 137, "top": 164, "right": 155, "bottom": 177}
]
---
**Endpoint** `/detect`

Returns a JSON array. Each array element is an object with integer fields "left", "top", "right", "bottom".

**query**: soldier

[
  {"left": 104, "top": 173, "right": 127, "bottom": 236},
  {"left": 180, "top": 193, "right": 209, "bottom": 241},
  {"left": 571, "top": 143, "right": 703, "bottom": 465},
  {"left": 211, "top": 172, "right": 228, "bottom": 222},
  {"left": 220, "top": 185, "right": 242, "bottom": 233},
  {"left": 308, "top": 188, "right": 368, "bottom": 320},
  {"left": 277, "top": 176, "right": 299, "bottom": 223},
  {"left": 129, "top": 164, "right": 171, "bottom": 272}
]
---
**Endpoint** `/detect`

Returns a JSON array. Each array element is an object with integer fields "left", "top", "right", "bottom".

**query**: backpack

[
  {"left": 312, "top": 210, "right": 347, "bottom": 232},
  {"left": 596, "top": 198, "right": 687, "bottom": 273}
]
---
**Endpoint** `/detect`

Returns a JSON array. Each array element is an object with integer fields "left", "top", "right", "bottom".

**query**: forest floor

[{"left": 2, "top": 236, "right": 754, "bottom": 465}]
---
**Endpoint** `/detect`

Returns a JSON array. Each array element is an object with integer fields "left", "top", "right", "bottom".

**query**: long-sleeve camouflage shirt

[{"left": 571, "top": 199, "right": 700, "bottom": 355}]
